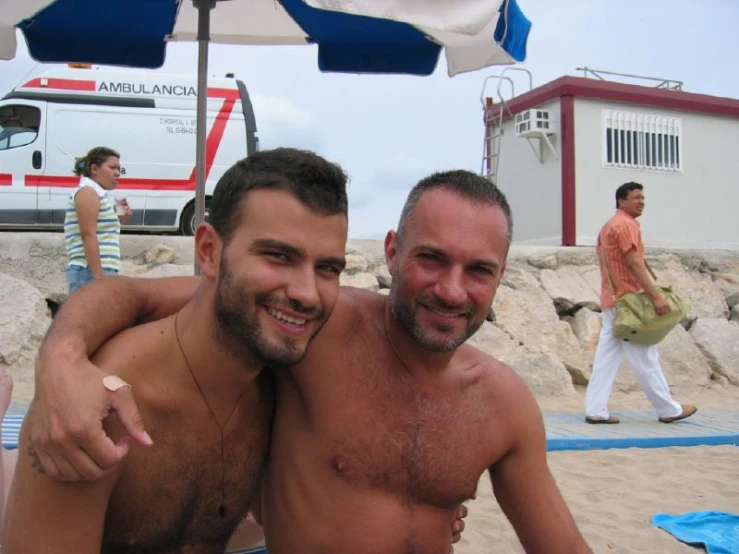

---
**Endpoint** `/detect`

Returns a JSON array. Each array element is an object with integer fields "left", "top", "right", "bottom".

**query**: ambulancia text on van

[{"left": 0, "top": 66, "right": 257, "bottom": 235}]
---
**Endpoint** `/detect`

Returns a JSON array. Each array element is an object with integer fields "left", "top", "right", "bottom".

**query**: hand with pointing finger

[{"left": 29, "top": 354, "right": 153, "bottom": 481}]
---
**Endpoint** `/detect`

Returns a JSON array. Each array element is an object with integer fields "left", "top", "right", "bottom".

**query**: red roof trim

[{"left": 485, "top": 76, "right": 739, "bottom": 121}]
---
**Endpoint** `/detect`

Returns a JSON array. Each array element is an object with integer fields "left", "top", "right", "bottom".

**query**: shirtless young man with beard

[
  {"left": 2, "top": 148, "right": 350, "bottom": 553},
  {"left": 23, "top": 171, "right": 590, "bottom": 553}
]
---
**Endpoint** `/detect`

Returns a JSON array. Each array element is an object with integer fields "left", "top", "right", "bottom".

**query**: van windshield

[{"left": 0, "top": 104, "right": 41, "bottom": 151}]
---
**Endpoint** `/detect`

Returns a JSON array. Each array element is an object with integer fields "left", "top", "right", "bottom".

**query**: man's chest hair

[
  {"left": 326, "top": 362, "right": 495, "bottom": 509},
  {"left": 102, "top": 417, "right": 268, "bottom": 552}
]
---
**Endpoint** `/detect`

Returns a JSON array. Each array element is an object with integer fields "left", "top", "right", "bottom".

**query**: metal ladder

[{"left": 479, "top": 68, "right": 532, "bottom": 184}]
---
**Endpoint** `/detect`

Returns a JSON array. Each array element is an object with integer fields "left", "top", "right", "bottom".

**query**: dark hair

[
  {"left": 208, "top": 148, "right": 349, "bottom": 243},
  {"left": 397, "top": 170, "right": 513, "bottom": 248},
  {"left": 615, "top": 181, "right": 643, "bottom": 208},
  {"left": 72, "top": 146, "right": 120, "bottom": 177}
]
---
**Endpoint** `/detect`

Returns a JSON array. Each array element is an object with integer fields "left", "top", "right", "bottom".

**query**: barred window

[{"left": 602, "top": 110, "right": 682, "bottom": 171}]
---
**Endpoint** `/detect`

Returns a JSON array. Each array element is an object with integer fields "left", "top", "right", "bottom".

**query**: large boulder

[
  {"left": 119, "top": 261, "right": 195, "bottom": 279},
  {"left": 142, "top": 244, "right": 178, "bottom": 265},
  {"left": 345, "top": 240, "right": 386, "bottom": 267},
  {"left": 500, "top": 263, "right": 540, "bottom": 290},
  {"left": 504, "top": 354, "right": 577, "bottom": 397},
  {"left": 468, "top": 321, "right": 532, "bottom": 360},
  {"left": 374, "top": 264, "right": 392, "bottom": 289},
  {"left": 569, "top": 308, "right": 602, "bottom": 355},
  {"left": 538, "top": 265, "right": 601, "bottom": 305},
  {"left": 340, "top": 272, "right": 379, "bottom": 291},
  {"left": 493, "top": 267, "right": 591, "bottom": 385},
  {"left": 508, "top": 247, "right": 558, "bottom": 270},
  {"left": 0, "top": 273, "right": 52, "bottom": 380},
  {"left": 0, "top": 233, "right": 68, "bottom": 301},
  {"left": 468, "top": 322, "right": 575, "bottom": 397},
  {"left": 655, "top": 259, "right": 729, "bottom": 319},
  {"left": 343, "top": 252, "right": 371, "bottom": 275},
  {"left": 715, "top": 273, "right": 739, "bottom": 302},
  {"left": 689, "top": 318, "right": 739, "bottom": 386},
  {"left": 555, "top": 247, "right": 599, "bottom": 267},
  {"left": 726, "top": 292, "right": 739, "bottom": 311},
  {"left": 658, "top": 325, "right": 715, "bottom": 388}
]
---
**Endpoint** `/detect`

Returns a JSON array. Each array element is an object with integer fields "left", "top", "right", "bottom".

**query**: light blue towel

[{"left": 652, "top": 511, "right": 739, "bottom": 554}]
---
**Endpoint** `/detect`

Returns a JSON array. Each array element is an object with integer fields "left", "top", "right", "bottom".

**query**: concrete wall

[
  {"left": 573, "top": 98, "right": 739, "bottom": 249},
  {"left": 494, "top": 98, "right": 562, "bottom": 245}
]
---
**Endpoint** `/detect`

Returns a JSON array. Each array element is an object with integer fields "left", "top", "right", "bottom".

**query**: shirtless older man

[
  {"left": 25, "top": 170, "right": 590, "bottom": 553},
  {"left": 2, "top": 148, "right": 350, "bottom": 552}
]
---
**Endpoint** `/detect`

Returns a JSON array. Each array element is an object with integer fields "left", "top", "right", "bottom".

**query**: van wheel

[{"left": 179, "top": 198, "right": 211, "bottom": 236}]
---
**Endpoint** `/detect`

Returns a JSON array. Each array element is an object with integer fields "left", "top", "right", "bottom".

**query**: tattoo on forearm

[{"left": 28, "top": 438, "right": 46, "bottom": 474}]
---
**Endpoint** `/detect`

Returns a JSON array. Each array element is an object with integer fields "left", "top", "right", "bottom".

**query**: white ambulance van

[{"left": 0, "top": 67, "right": 258, "bottom": 235}]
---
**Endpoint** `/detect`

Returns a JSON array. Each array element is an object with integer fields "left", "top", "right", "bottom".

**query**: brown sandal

[
  {"left": 659, "top": 404, "right": 697, "bottom": 423},
  {"left": 585, "top": 416, "right": 620, "bottom": 424}
]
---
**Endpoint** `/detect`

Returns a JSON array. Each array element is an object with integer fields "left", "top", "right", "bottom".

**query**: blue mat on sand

[
  {"left": 544, "top": 410, "right": 739, "bottom": 451},
  {"left": 652, "top": 511, "right": 739, "bottom": 554}
]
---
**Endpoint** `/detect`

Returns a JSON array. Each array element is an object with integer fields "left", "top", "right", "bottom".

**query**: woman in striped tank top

[{"left": 63, "top": 147, "right": 132, "bottom": 294}]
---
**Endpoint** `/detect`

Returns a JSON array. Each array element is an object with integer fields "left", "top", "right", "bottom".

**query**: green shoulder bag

[{"left": 601, "top": 247, "right": 691, "bottom": 346}]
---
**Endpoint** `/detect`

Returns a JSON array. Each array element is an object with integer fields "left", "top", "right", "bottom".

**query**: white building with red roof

[{"left": 482, "top": 69, "right": 739, "bottom": 250}]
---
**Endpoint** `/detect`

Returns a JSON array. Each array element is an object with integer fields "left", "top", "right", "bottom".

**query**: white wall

[
  {"left": 494, "top": 98, "right": 562, "bottom": 245},
  {"left": 574, "top": 98, "right": 739, "bottom": 250}
]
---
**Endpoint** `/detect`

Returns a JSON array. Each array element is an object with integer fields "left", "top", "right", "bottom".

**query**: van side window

[{"left": 0, "top": 105, "right": 41, "bottom": 151}]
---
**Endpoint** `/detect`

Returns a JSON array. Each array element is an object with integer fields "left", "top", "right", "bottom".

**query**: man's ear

[
  {"left": 384, "top": 230, "right": 399, "bottom": 277},
  {"left": 194, "top": 222, "right": 222, "bottom": 278}
]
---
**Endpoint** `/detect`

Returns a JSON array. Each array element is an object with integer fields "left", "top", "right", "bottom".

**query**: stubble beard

[
  {"left": 388, "top": 284, "right": 482, "bottom": 353},
  {"left": 214, "top": 259, "right": 324, "bottom": 368}
]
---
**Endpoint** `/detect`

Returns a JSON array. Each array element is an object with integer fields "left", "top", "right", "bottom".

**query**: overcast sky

[{"left": 2, "top": 0, "right": 737, "bottom": 238}]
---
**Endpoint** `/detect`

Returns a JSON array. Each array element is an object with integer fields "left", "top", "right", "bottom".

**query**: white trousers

[{"left": 585, "top": 309, "right": 683, "bottom": 419}]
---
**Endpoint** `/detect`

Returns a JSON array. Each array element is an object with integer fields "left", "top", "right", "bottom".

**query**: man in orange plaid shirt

[{"left": 584, "top": 182, "right": 696, "bottom": 425}]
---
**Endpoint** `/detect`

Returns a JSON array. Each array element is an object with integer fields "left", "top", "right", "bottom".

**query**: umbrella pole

[{"left": 193, "top": 0, "right": 215, "bottom": 275}]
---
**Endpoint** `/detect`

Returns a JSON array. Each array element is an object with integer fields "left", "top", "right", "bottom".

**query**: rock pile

[{"left": 1, "top": 233, "right": 737, "bottom": 398}]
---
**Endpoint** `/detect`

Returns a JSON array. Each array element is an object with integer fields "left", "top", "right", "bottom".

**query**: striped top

[
  {"left": 597, "top": 209, "right": 645, "bottom": 309},
  {"left": 64, "top": 177, "right": 121, "bottom": 271}
]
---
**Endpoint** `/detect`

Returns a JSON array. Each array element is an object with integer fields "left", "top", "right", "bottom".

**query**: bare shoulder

[
  {"left": 74, "top": 184, "right": 99, "bottom": 203},
  {"left": 90, "top": 317, "right": 179, "bottom": 445},
  {"left": 451, "top": 344, "right": 544, "bottom": 469},
  {"left": 310, "top": 286, "right": 382, "bottom": 345},
  {"left": 459, "top": 344, "right": 533, "bottom": 400},
  {"left": 289, "top": 287, "right": 382, "bottom": 384},
  {"left": 457, "top": 343, "right": 543, "bottom": 433},
  {"left": 90, "top": 316, "right": 175, "bottom": 386}
]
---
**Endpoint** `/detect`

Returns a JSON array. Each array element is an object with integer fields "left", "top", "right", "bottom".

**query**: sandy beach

[
  {"left": 461, "top": 445, "right": 738, "bottom": 553},
  {"left": 8, "top": 380, "right": 738, "bottom": 553},
  {"left": 460, "top": 384, "right": 739, "bottom": 554}
]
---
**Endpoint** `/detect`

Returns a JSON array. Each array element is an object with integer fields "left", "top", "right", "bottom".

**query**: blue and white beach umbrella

[{"left": 0, "top": 0, "right": 531, "bottom": 259}]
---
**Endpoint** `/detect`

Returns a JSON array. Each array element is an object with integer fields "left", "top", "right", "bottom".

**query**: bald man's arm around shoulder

[
  {"left": 487, "top": 365, "right": 592, "bottom": 553},
  {"left": 2, "top": 406, "right": 125, "bottom": 552}
]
